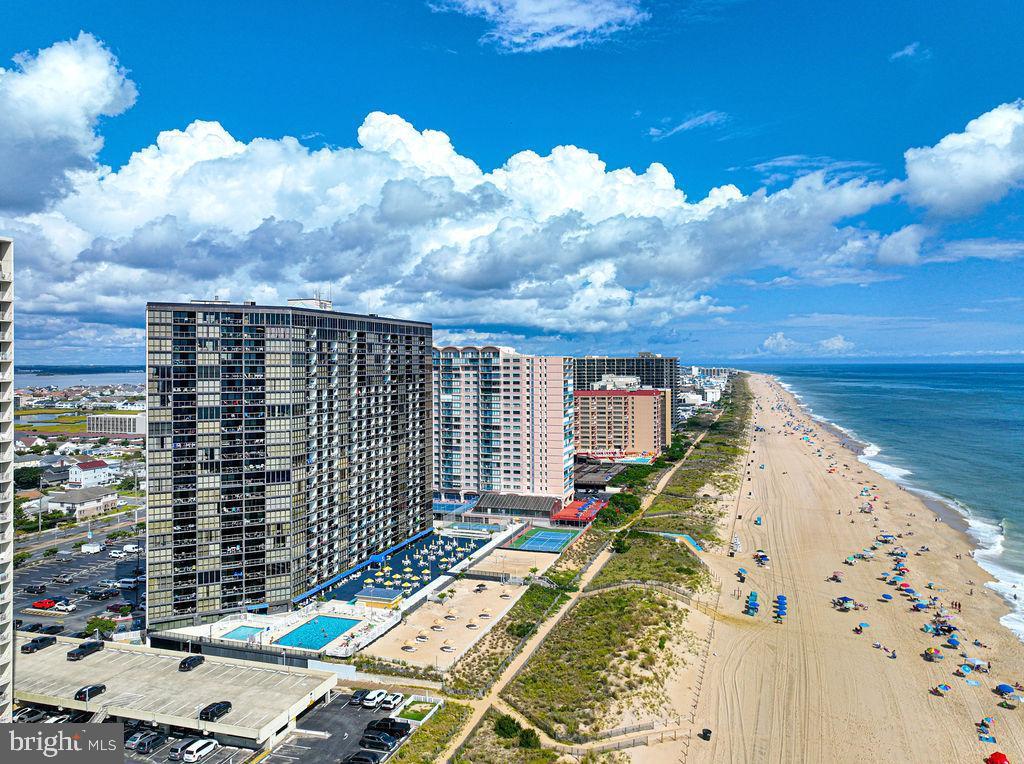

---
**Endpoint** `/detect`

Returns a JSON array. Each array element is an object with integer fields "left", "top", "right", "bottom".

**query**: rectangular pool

[
  {"left": 222, "top": 625, "right": 264, "bottom": 641},
  {"left": 273, "top": 616, "right": 360, "bottom": 650}
]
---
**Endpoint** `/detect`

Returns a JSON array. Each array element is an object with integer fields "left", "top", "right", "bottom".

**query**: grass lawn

[
  {"left": 501, "top": 588, "right": 686, "bottom": 739},
  {"left": 398, "top": 701, "right": 436, "bottom": 721}
]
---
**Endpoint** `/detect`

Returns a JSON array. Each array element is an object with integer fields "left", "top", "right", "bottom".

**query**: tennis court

[{"left": 508, "top": 527, "right": 578, "bottom": 553}]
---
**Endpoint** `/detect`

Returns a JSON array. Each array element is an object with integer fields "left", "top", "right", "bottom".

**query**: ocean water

[{"left": 752, "top": 364, "right": 1024, "bottom": 640}]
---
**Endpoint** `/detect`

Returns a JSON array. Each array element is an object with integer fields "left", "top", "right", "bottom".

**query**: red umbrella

[{"left": 986, "top": 753, "right": 1009, "bottom": 764}]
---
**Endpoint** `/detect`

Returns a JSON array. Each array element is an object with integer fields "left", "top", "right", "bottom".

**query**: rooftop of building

[
  {"left": 47, "top": 486, "right": 119, "bottom": 503},
  {"left": 147, "top": 299, "right": 431, "bottom": 327},
  {"left": 575, "top": 389, "right": 663, "bottom": 397}
]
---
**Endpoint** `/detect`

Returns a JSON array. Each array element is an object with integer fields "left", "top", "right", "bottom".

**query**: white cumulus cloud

[
  {"left": 0, "top": 32, "right": 136, "bottom": 212},
  {"left": 760, "top": 332, "right": 855, "bottom": 356},
  {"left": 904, "top": 100, "right": 1024, "bottom": 215}
]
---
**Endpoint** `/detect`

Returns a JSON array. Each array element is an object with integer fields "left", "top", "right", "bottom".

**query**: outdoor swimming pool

[
  {"left": 222, "top": 625, "right": 265, "bottom": 641},
  {"left": 273, "top": 615, "right": 360, "bottom": 650}
]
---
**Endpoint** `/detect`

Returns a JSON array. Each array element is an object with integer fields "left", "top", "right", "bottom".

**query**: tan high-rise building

[
  {"left": 433, "top": 346, "right": 574, "bottom": 507},
  {"left": 574, "top": 388, "right": 671, "bottom": 458},
  {"left": 0, "top": 238, "right": 12, "bottom": 722}
]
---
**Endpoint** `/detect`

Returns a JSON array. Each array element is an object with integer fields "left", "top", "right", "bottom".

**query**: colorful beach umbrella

[
  {"left": 996, "top": 684, "right": 1015, "bottom": 695},
  {"left": 881, "top": 594, "right": 893, "bottom": 601}
]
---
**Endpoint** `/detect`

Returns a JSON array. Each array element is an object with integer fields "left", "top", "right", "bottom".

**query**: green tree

[
  {"left": 14, "top": 466, "right": 41, "bottom": 490},
  {"left": 43, "top": 547, "right": 58, "bottom": 557},
  {"left": 13, "top": 551, "right": 32, "bottom": 568},
  {"left": 85, "top": 617, "right": 116, "bottom": 636}
]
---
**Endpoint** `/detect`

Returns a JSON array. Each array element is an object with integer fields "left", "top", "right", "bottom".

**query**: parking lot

[
  {"left": 14, "top": 530, "right": 145, "bottom": 635},
  {"left": 121, "top": 726, "right": 249, "bottom": 764},
  {"left": 264, "top": 692, "right": 413, "bottom": 764}
]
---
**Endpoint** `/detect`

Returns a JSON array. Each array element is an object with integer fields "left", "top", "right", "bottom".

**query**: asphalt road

[
  {"left": 14, "top": 526, "right": 146, "bottom": 635},
  {"left": 17, "top": 504, "right": 148, "bottom": 555}
]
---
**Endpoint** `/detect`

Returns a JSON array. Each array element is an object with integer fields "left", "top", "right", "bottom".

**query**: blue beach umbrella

[
  {"left": 960, "top": 665, "right": 973, "bottom": 674},
  {"left": 881, "top": 594, "right": 893, "bottom": 601},
  {"left": 858, "top": 622, "right": 870, "bottom": 629},
  {"left": 738, "top": 568, "right": 748, "bottom": 575},
  {"left": 996, "top": 683, "right": 1015, "bottom": 695}
]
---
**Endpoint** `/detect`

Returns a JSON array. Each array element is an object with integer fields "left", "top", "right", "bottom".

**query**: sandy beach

[{"left": 632, "top": 373, "right": 1024, "bottom": 763}]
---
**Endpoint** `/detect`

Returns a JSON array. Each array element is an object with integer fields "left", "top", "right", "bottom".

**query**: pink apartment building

[{"left": 433, "top": 346, "right": 575, "bottom": 507}]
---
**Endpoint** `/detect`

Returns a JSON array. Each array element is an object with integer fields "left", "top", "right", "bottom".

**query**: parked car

[
  {"left": 40, "top": 624, "right": 64, "bottom": 635},
  {"left": 68, "top": 630, "right": 90, "bottom": 639},
  {"left": 98, "top": 579, "right": 119, "bottom": 588},
  {"left": 361, "top": 690, "right": 387, "bottom": 709},
  {"left": 22, "top": 623, "right": 44, "bottom": 633},
  {"left": 126, "top": 730, "right": 161, "bottom": 750},
  {"left": 73, "top": 585, "right": 93, "bottom": 595},
  {"left": 31, "top": 599, "right": 56, "bottom": 610},
  {"left": 21, "top": 636, "right": 57, "bottom": 654},
  {"left": 54, "top": 601, "right": 77, "bottom": 613},
  {"left": 380, "top": 692, "right": 405, "bottom": 711},
  {"left": 135, "top": 733, "right": 167, "bottom": 754},
  {"left": 44, "top": 714, "right": 71, "bottom": 723},
  {"left": 179, "top": 655, "right": 205, "bottom": 672},
  {"left": 359, "top": 731, "right": 398, "bottom": 753},
  {"left": 106, "top": 601, "right": 132, "bottom": 613},
  {"left": 341, "top": 752, "right": 385, "bottom": 764},
  {"left": 23, "top": 584, "right": 46, "bottom": 595},
  {"left": 13, "top": 707, "right": 48, "bottom": 723},
  {"left": 348, "top": 689, "right": 369, "bottom": 706},
  {"left": 366, "top": 718, "right": 412, "bottom": 739},
  {"left": 52, "top": 596, "right": 71, "bottom": 605},
  {"left": 87, "top": 588, "right": 117, "bottom": 601},
  {"left": 66, "top": 710, "right": 92, "bottom": 723},
  {"left": 118, "top": 578, "right": 138, "bottom": 589},
  {"left": 74, "top": 684, "right": 107, "bottom": 701},
  {"left": 182, "top": 739, "right": 219, "bottom": 762},
  {"left": 108, "top": 550, "right": 126, "bottom": 559},
  {"left": 67, "top": 641, "right": 104, "bottom": 661},
  {"left": 198, "top": 701, "right": 232, "bottom": 722},
  {"left": 52, "top": 573, "right": 75, "bottom": 584},
  {"left": 167, "top": 737, "right": 200, "bottom": 761}
]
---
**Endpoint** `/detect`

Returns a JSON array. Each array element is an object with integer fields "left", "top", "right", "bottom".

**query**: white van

[
  {"left": 80, "top": 543, "right": 102, "bottom": 555},
  {"left": 123, "top": 544, "right": 141, "bottom": 554},
  {"left": 182, "top": 739, "right": 219, "bottom": 762}
]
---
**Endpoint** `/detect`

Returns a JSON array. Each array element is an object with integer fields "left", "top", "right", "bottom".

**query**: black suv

[
  {"left": 74, "top": 684, "right": 106, "bottom": 701},
  {"left": 341, "top": 752, "right": 385, "bottom": 764},
  {"left": 24, "top": 584, "right": 46, "bottom": 595},
  {"left": 21, "top": 636, "right": 57, "bottom": 654},
  {"left": 179, "top": 655, "right": 205, "bottom": 672},
  {"left": 366, "top": 718, "right": 412, "bottom": 739},
  {"left": 199, "top": 701, "right": 232, "bottom": 721},
  {"left": 67, "top": 640, "right": 104, "bottom": 661},
  {"left": 359, "top": 732, "right": 398, "bottom": 753},
  {"left": 40, "top": 624, "right": 64, "bottom": 635}
]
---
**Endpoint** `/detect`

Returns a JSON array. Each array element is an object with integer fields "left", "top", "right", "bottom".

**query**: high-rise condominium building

[
  {"left": 0, "top": 238, "right": 12, "bottom": 722},
  {"left": 433, "top": 346, "right": 574, "bottom": 507},
  {"left": 146, "top": 299, "right": 432, "bottom": 630},
  {"left": 575, "top": 352, "right": 682, "bottom": 425},
  {"left": 574, "top": 388, "right": 672, "bottom": 458}
]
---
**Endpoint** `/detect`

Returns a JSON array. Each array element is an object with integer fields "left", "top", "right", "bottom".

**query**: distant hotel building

[
  {"left": 87, "top": 411, "right": 146, "bottom": 435},
  {"left": 574, "top": 352, "right": 684, "bottom": 425},
  {"left": 146, "top": 299, "right": 432, "bottom": 629},
  {"left": 0, "top": 238, "right": 12, "bottom": 722},
  {"left": 433, "top": 346, "right": 574, "bottom": 507},
  {"left": 575, "top": 375, "right": 672, "bottom": 458}
]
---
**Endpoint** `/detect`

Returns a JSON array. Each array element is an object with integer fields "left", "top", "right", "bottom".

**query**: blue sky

[{"left": 1, "top": 0, "right": 1023, "bottom": 363}]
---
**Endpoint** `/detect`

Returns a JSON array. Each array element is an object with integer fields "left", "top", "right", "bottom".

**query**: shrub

[
  {"left": 518, "top": 728, "right": 541, "bottom": 749},
  {"left": 494, "top": 714, "right": 522, "bottom": 738}
]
